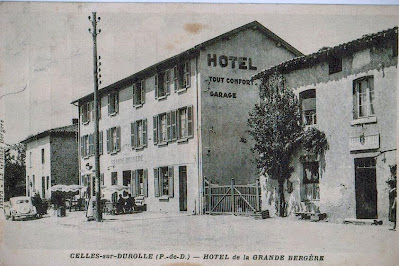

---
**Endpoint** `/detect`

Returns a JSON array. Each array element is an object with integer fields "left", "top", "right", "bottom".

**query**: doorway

[
  {"left": 179, "top": 166, "right": 187, "bottom": 211},
  {"left": 355, "top": 158, "right": 377, "bottom": 219},
  {"left": 42, "top": 176, "right": 46, "bottom": 198}
]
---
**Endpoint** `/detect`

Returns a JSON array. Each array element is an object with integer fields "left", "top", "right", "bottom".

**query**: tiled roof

[
  {"left": 21, "top": 124, "right": 78, "bottom": 144},
  {"left": 71, "top": 21, "right": 303, "bottom": 105},
  {"left": 252, "top": 26, "right": 398, "bottom": 80}
]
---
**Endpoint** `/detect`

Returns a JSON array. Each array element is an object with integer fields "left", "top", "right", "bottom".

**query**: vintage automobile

[{"left": 4, "top": 196, "right": 38, "bottom": 221}]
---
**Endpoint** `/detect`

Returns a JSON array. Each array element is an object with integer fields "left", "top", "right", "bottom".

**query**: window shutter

[
  {"left": 107, "top": 94, "right": 110, "bottom": 115},
  {"left": 106, "top": 129, "right": 110, "bottom": 153},
  {"left": 176, "top": 109, "right": 181, "bottom": 139},
  {"left": 171, "top": 110, "right": 177, "bottom": 141},
  {"left": 131, "top": 122, "right": 136, "bottom": 148},
  {"left": 153, "top": 115, "right": 158, "bottom": 145},
  {"left": 98, "top": 100, "right": 101, "bottom": 119},
  {"left": 116, "top": 126, "right": 121, "bottom": 151},
  {"left": 91, "top": 102, "right": 95, "bottom": 121},
  {"left": 369, "top": 77, "right": 374, "bottom": 115},
  {"left": 135, "top": 171, "right": 140, "bottom": 196},
  {"left": 80, "top": 136, "right": 84, "bottom": 157},
  {"left": 165, "top": 69, "right": 170, "bottom": 95},
  {"left": 166, "top": 112, "right": 171, "bottom": 142},
  {"left": 131, "top": 170, "right": 137, "bottom": 197},
  {"left": 99, "top": 131, "right": 103, "bottom": 155},
  {"left": 168, "top": 166, "right": 174, "bottom": 198},
  {"left": 132, "top": 84, "right": 136, "bottom": 106},
  {"left": 154, "top": 168, "right": 159, "bottom": 197},
  {"left": 141, "top": 80, "right": 146, "bottom": 104},
  {"left": 187, "top": 105, "right": 193, "bottom": 138},
  {"left": 89, "top": 134, "right": 93, "bottom": 155},
  {"left": 178, "top": 63, "right": 184, "bottom": 90},
  {"left": 353, "top": 82, "right": 358, "bottom": 119},
  {"left": 185, "top": 61, "right": 191, "bottom": 88},
  {"left": 80, "top": 105, "right": 83, "bottom": 122},
  {"left": 173, "top": 66, "right": 178, "bottom": 92},
  {"left": 154, "top": 74, "right": 158, "bottom": 99},
  {"left": 143, "top": 119, "right": 148, "bottom": 147},
  {"left": 101, "top": 173, "right": 104, "bottom": 186},
  {"left": 115, "top": 92, "right": 119, "bottom": 114},
  {"left": 143, "top": 169, "right": 148, "bottom": 197}
]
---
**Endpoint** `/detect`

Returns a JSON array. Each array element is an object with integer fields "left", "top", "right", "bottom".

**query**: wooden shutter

[
  {"left": 99, "top": 131, "right": 103, "bottom": 155},
  {"left": 154, "top": 168, "right": 159, "bottom": 197},
  {"left": 106, "top": 129, "right": 110, "bottom": 153},
  {"left": 89, "top": 134, "right": 93, "bottom": 155},
  {"left": 131, "top": 122, "right": 136, "bottom": 148},
  {"left": 101, "top": 173, "right": 104, "bottom": 186},
  {"left": 353, "top": 82, "right": 358, "bottom": 119},
  {"left": 173, "top": 66, "right": 178, "bottom": 92},
  {"left": 91, "top": 102, "right": 95, "bottom": 121},
  {"left": 165, "top": 69, "right": 170, "bottom": 95},
  {"left": 153, "top": 115, "right": 158, "bottom": 145},
  {"left": 185, "top": 61, "right": 191, "bottom": 88},
  {"left": 115, "top": 92, "right": 119, "bottom": 114},
  {"left": 80, "top": 105, "right": 83, "bottom": 122},
  {"left": 171, "top": 110, "right": 177, "bottom": 141},
  {"left": 107, "top": 94, "right": 110, "bottom": 115},
  {"left": 135, "top": 171, "right": 140, "bottom": 196},
  {"left": 80, "top": 136, "right": 84, "bottom": 157},
  {"left": 187, "top": 105, "right": 193, "bottom": 138},
  {"left": 166, "top": 112, "right": 171, "bottom": 142},
  {"left": 154, "top": 74, "right": 158, "bottom": 99},
  {"left": 132, "top": 84, "right": 136, "bottom": 106},
  {"left": 176, "top": 109, "right": 181, "bottom": 139},
  {"left": 131, "top": 170, "right": 137, "bottom": 197},
  {"left": 116, "top": 127, "right": 121, "bottom": 151},
  {"left": 143, "top": 119, "right": 147, "bottom": 147},
  {"left": 141, "top": 80, "right": 146, "bottom": 104},
  {"left": 143, "top": 169, "right": 148, "bottom": 197},
  {"left": 168, "top": 166, "right": 174, "bottom": 198},
  {"left": 98, "top": 100, "right": 101, "bottom": 119}
]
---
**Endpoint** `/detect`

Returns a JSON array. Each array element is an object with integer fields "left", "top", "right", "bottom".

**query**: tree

[
  {"left": 4, "top": 143, "right": 26, "bottom": 200},
  {"left": 248, "top": 73, "right": 328, "bottom": 217}
]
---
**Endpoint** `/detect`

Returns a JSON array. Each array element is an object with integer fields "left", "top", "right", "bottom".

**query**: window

[
  {"left": 41, "top": 148, "right": 45, "bottom": 164},
  {"left": 81, "top": 101, "right": 94, "bottom": 124},
  {"left": 300, "top": 89, "right": 316, "bottom": 126},
  {"left": 46, "top": 176, "right": 49, "bottom": 190},
  {"left": 131, "top": 119, "right": 147, "bottom": 149},
  {"left": 108, "top": 92, "right": 119, "bottom": 115},
  {"left": 133, "top": 80, "right": 146, "bottom": 107},
  {"left": 132, "top": 169, "right": 148, "bottom": 197},
  {"left": 328, "top": 56, "right": 342, "bottom": 74},
  {"left": 353, "top": 76, "right": 374, "bottom": 119},
  {"left": 80, "top": 134, "right": 94, "bottom": 158},
  {"left": 106, "top": 127, "right": 121, "bottom": 154},
  {"left": 153, "top": 105, "right": 193, "bottom": 145},
  {"left": 154, "top": 166, "right": 174, "bottom": 198},
  {"left": 174, "top": 60, "right": 191, "bottom": 92},
  {"left": 155, "top": 70, "right": 170, "bottom": 99},
  {"left": 111, "top": 172, "right": 118, "bottom": 185},
  {"left": 302, "top": 162, "right": 320, "bottom": 201},
  {"left": 29, "top": 152, "right": 32, "bottom": 168}
]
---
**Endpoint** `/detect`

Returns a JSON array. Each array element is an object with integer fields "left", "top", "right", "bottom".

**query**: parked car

[{"left": 4, "top": 196, "right": 38, "bottom": 221}]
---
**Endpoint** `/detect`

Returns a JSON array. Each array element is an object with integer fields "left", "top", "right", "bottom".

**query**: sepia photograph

[{"left": 0, "top": 1, "right": 398, "bottom": 265}]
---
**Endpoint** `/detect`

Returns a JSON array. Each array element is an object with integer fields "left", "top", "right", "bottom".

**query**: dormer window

[{"left": 300, "top": 89, "right": 316, "bottom": 126}]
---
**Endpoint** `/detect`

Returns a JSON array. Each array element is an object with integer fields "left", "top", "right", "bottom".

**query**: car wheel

[{"left": 11, "top": 215, "right": 15, "bottom": 221}]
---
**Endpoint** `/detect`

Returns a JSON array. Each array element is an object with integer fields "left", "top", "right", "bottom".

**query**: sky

[{"left": 0, "top": 2, "right": 398, "bottom": 144}]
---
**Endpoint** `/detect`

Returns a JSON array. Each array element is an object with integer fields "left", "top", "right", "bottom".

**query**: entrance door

[
  {"left": 179, "top": 166, "right": 187, "bottom": 211},
  {"left": 123, "top": 171, "right": 131, "bottom": 196},
  {"left": 42, "top": 176, "right": 46, "bottom": 198},
  {"left": 355, "top": 158, "right": 377, "bottom": 219}
]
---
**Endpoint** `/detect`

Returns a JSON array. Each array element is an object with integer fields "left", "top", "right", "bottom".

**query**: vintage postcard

[{"left": 0, "top": 2, "right": 398, "bottom": 265}]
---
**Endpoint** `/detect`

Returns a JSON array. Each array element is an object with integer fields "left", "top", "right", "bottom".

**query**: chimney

[{"left": 72, "top": 118, "right": 78, "bottom": 125}]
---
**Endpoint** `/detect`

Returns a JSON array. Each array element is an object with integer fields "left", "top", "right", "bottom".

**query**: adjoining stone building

[
  {"left": 21, "top": 121, "right": 79, "bottom": 199},
  {"left": 253, "top": 27, "right": 398, "bottom": 223},
  {"left": 72, "top": 21, "right": 302, "bottom": 214}
]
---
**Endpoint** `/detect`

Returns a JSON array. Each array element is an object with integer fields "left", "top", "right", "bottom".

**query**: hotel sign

[{"left": 207, "top": 54, "right": 257, "bottom": 70}]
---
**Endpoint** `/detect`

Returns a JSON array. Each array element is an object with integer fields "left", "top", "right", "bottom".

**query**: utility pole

[{"left": 88, "top": 12, "right": 102, "bottom": 222}]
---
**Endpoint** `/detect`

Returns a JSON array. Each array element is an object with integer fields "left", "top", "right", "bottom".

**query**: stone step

[{"left": 344, "top": 218, "right": 383, "bottom": 225}]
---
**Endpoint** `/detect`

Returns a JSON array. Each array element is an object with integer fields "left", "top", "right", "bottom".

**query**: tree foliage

[
  {"left": 4, "top": 143, "right": 26, "bottom": 200},
  {"left": 248, "top": 73, "right": 328, "bottom": 216}
]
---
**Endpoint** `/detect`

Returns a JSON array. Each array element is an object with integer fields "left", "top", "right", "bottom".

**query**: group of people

[{"left": 116, "top": 193, "right": 135, "bottom": 214}]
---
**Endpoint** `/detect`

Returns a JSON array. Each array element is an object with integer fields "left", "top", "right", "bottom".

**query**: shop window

[
  {"left": 153, "top": 105, "right": 193, "bottom": 145},
  {"left": 154, "top": 166, "right": 174, "bottom": 198},
  {"left": 302, "top": 162, "right": 320, "bottom": 201},
  {"left": 353, "top": 76, "right": 374, "bottom": 119},
  {"left": 328, "top": 56, "right": 342, "bottom": 74},
  {"left": 107, "top": 92, "right": 119, "bottom": 115},
  {"left": 155, "top": 70, "right": 170, "bottom": 100},
  {"left": 133, "top": 80, "right": 146, "bottom": 107},
  {"left": 106, "top": 127, "right": 121, "bottom": 154},
  {"left": 132, "top": 169, "right": 148, "bottom": 197},
  {"left": 131, "top": 119, "right": 147, "bottom": 149},
  {"left": 299, "top": 89, "right": 316, "bottom": 126},
  {"left": 111, "top": 172, "right": 118, "bottom": 185}
]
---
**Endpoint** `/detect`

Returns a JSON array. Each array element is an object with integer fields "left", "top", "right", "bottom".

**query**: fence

[{"left": 204, "top": 178, "right": 261, "bottom": 215}]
